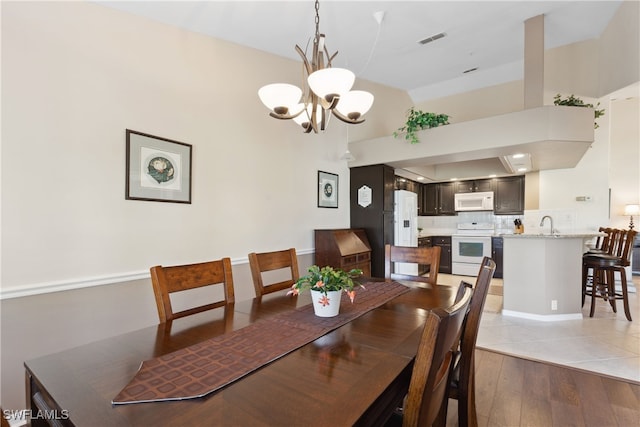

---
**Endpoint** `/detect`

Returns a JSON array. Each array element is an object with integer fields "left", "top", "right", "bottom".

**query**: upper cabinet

[
  {"left": 494, "top": 176, "right": 524, "bottom": 215},
  {"left": 455, "top": 179, "right": 494, "bottom": 193},
  {"left": 422, "top": 182, "right": 456, "bottom": 216}
]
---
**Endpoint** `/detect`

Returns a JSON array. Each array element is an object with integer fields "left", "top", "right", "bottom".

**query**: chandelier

[{"left": 258, "top": 0, "right": 374, "bottom": 133}]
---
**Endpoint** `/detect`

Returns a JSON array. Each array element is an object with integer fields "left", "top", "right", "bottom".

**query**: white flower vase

[{"left": 310, "top": 290, "right": 341, "bottom": 317}]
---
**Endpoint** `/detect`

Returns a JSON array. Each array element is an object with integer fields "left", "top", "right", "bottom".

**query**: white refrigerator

[{"left": 394, "top": 190, "right": 418, "bottom": 275}]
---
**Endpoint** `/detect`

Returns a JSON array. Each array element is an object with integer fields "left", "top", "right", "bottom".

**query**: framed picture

[
  {"left": 318, "top": 171, "right": 338, "bottom": 208},
  {"left": 126, "top": 129, "right": 192, "bottom": 203}
]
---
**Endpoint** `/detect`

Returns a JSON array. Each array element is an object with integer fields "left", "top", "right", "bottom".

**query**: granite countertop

[{"left": 501, "top": 233, "right": 601, "bottom": 239}]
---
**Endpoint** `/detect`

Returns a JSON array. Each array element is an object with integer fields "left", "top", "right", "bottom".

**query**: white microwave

[{"left": 454, "top": 191, "right": 494, "bottom": 212}]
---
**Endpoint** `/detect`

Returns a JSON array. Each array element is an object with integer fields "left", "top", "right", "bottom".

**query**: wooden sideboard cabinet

[{"left": 314, "top": 229, "right": 372, "bottom": 277}]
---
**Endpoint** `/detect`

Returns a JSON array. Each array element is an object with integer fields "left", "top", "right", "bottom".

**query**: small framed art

[
  {"left": 318, "top": 171, "right": 338, "bottom": 208},
  {"left": 125, "top": 129, "right": 192, "bottom": 203}
]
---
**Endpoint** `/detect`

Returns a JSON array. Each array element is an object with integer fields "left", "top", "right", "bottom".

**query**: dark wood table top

[{"left": 24, "top": 280, "right": 455, "bottom": 426}]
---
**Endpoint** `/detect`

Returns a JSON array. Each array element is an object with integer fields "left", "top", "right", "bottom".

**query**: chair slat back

[
  {"left": 618, "top": 229, "right": 638, "bottom": 266},
  {"left": 402, "top": 285, "right": 473, "bottom": 427},
  {"left": 248, "top": 248, "right": 300, "bottom": 296},
  {"left": 384, "top": 244, "right": 441, "bottom": 285},
  {"left": 150, "top": 258, "right": 235, "bottom": 322}
]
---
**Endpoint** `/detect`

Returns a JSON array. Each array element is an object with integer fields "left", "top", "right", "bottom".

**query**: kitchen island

[{"left": 502, "top": 233, "right": 599, "bottom": 321}]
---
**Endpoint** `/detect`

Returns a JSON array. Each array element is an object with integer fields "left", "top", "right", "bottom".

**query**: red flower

[{"left": 318, "top": 295, "right": 331, "bottom": 307}]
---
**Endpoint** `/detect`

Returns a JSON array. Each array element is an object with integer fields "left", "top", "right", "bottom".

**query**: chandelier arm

[
  {"left": 295, "top": 45, "right": 313, "bottom": 75},
  {"left": 269, "top": 108, "right": 305, "bottom": 120},
  {"left": 325, "top": 49, "right": 338, "bottom": 67},
  {"left": 333, "top": 110, "right": 365, "bottom": 125}
]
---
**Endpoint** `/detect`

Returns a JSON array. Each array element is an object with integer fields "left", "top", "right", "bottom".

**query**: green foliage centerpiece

[{"left": 288, "top": 265, "right": 364, "bottom": 317}]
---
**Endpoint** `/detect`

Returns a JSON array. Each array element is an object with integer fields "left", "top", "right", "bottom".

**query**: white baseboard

[{"left": 501, "top": 309, "right": 583, "bottom": 321}]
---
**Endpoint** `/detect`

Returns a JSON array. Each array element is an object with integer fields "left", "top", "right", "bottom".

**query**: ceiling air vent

[{"left": 418, "top": 32, "right": 446, "bottom": 45}]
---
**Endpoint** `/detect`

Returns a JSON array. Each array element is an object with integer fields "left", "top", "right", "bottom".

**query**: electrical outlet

[{"left": 551, "top": 300, "right": 558, "bottom": 311}]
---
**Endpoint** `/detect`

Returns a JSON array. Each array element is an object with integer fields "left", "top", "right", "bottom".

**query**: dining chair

[
  {"left": 248, "top": 248, "right": 300, "bottom": 296},
  {"left": 150, "top": 258, "right": 235, "bottom": 323},
  {"left": 400, "top": 284, "right": 473, "bottom": 427},
  {"left": 436, "top": 256, "right": 496, "bottom": 427},
  {"left": 384, "top": 244, "right": 441, "bottom": 285},
  {"left": 582, "top": 227, "right": 618, "bottom": 306},
  {"left": 583, "top": 228, "right": 637, "bottom": 321}
]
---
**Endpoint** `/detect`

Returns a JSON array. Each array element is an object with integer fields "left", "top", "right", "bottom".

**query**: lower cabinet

[
  {"left": 491, "top": 236, "right": 503, "bottom": 278},
  {"left": 418, "top": 236, "right": 432, "bottom": 275},
  {"left": 431, "top": 236, "right": 452, "bottom": 274}
]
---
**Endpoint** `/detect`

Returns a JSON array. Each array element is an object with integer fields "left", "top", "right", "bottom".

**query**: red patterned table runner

[{"left": 112, "top": 281, "right": 409, "bottom": 404}]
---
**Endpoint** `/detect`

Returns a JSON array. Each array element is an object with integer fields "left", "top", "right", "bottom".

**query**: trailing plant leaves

[
  {"left": 393, "top": 107, "right": 450, "bottom": 144},
  {"left": 553, "top": 94, "right": 605, "bottom": 128}
]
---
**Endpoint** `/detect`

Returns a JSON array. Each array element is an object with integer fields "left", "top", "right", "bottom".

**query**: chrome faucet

[{"left": 540, "top": 215, "right": 554, "bottom": 234}]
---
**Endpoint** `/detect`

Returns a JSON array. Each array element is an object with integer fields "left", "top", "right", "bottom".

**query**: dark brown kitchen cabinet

[
  {"left": 494, "top": 176, "right": 524, "bottom": 215},
  {"left": 455, "top": 179, "right": 494, "bottom": 193},
  {"left": 350, "top": 164, "right": 395, "bottom": 277},
  {"left": 422, "top": 182, "right": 456, "bottom": 216},
  {"left": 417, "top": 236, "right": 432, "bottom": 275},
  {"left": 491, "top": 236, "right": 503, "bottom": 278},
  {"left": 431, "top": 236, "right": 452, "bottom": 274}
]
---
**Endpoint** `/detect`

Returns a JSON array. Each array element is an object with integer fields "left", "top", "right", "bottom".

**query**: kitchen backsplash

[{"left": 418, "top": 209, "right": 593, "bottom": 236}]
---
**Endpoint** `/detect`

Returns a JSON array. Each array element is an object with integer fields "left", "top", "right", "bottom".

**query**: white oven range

[{"left": 452, "top": 223, "right": 494, "bottom": 276}]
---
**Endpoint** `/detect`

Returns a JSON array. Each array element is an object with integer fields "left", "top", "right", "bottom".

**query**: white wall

[
  {"left": 0, "top": 1, "right": 411, "bottom": 411},
  {"left": 0, "top": 1, "right": 409, "bottom": 297}
]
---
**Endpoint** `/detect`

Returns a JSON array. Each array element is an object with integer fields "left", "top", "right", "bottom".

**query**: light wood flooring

[{"left": 444, "top": 348, "right": 640, "bottom": 427}]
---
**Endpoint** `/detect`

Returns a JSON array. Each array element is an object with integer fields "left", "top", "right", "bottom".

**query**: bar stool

[
  {"left": 582, "top": 229, "right": 636, "bottom": 321},
  {"left": 582, "top": 227, "right": 616, "bottom": 306}
]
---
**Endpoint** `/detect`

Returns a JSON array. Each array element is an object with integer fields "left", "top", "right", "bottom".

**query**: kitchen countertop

[{"left": 502, "top": 233, "right": 601, "bottom": 239}]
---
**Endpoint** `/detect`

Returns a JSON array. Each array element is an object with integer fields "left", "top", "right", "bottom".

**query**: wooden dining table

[{"left": 24, "top": 279, "right": 456, "bottom": 426}]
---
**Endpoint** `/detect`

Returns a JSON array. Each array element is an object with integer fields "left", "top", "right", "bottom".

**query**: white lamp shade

[
  {"left": 258, "top": 83, "right": 302, "bottom": 112},
  {"left": 335, "top": 90, "right": 374, "bottom": 117},
  {"left": 624, "top": 204, "right": 640, "bottom": 215},
  {"left": 307, "top": 68, "right": 355, "bottom": 100},
  {"left": 292, "top": 103, "right": 321, "bottom": 125}
]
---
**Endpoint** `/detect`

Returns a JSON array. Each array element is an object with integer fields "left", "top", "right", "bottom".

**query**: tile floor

[{"left": 438, "top": 273, "right": 640, "bottom": 383}]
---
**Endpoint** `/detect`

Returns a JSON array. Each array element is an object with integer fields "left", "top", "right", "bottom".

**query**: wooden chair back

[
  {"left": 248, "top": 248, "right": 300, "bottom": 296},
  {"left": 441, "top": 257, "right": 496, "bottom": 427},
  {"left": 150, "top": 258, "right": 235, "bottom": 323},
  {"left": 402, "top": 285, "right": 473, "bottom": 427},
  {"left": 616, "top": 228, "right": 637, "bottom": 267},
  {"left": 384, "top": 244, "right": 441, "bottom": 285}
]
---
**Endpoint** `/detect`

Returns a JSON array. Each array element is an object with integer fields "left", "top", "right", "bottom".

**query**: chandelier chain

[{"left": 314, "top": 0, "right": 320, "bottom": 45}]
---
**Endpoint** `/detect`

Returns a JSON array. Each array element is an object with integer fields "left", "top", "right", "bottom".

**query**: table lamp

[{"left": 624, "top": 204, "right": 640, "bottom": 229}]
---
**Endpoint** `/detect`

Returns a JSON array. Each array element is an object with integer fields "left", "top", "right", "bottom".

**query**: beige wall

[{"left": 0, "top": 1, "right": 411, "bottom": 410}]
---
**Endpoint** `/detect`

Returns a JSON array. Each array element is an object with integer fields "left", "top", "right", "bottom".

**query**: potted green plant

[
  {"left": 393, "top": 107, "right": 450, "bottom": 144},
  {"left": 288, "top": 265, "right": 364, "bottom": 317},
  {"left": 553, "top": 94, "right": 605, "bottom": 128}
]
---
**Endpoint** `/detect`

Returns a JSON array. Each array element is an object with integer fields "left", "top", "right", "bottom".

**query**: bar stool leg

[
  {"left": 606, "top": 270, "right": 617, "bottom": 313},
  {"left": 589, "top": 268, "right": 600, "bottom": 318},
  {"left": 619, "top": 269, "right": 632, "bottom": 321},
  {"left": 582, "top": 263, "right": 589, "bottom": 307}
]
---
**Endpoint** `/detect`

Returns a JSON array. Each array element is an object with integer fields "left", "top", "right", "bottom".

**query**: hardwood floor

[{"left": 444, "top": 349, "right": 640, "bottom": 427}]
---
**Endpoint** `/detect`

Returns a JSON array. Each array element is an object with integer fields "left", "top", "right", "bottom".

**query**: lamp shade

[
  {"left": 335, "top": 90, "right": 374, "bottom": 118},
  {"left": 258, "top": 83, "right": 302, "bottom": 114},
  {"left": 292, "top": 103, "right": 322, "bottom": 126},
  {"left": 307, "top": 68, "right": 355, "bottom": 101},
  {"left": 624, "top": 204, "right": 640, "bottom": 216}
]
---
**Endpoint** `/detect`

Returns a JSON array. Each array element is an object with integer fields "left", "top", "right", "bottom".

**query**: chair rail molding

[{"left": 0, "top": 248, "right": 315, "bottom": 300}]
